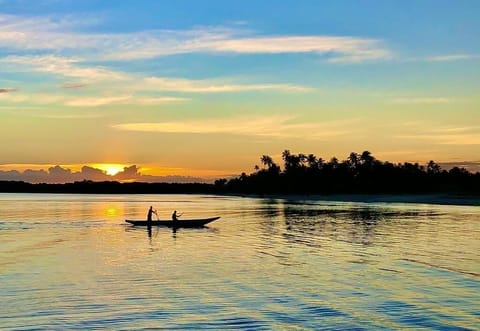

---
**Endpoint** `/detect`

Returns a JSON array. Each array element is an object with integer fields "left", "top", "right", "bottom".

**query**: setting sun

[{"left": 91, "top": 164, "right": 126, "bottom": 176}]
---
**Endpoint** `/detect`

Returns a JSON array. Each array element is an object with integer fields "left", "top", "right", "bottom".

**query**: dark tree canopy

[
  {"left": 1, "top": 150, "right": 479, "bottom": 195},
  {"left": 215, "top": 150, "right": 480, "bottom": 195}
]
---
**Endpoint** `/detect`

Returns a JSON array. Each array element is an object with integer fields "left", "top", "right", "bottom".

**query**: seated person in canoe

[{"left": 172, "top": 210, "right": 183, "bottom": 221}]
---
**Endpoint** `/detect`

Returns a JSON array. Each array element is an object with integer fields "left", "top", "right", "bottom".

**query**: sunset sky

[{"left": 1, "top": 0, "right": 479, "bottom": 182}]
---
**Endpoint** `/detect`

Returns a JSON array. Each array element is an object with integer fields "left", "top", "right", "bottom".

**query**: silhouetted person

[
  {"left": 147, "top": 206, "right": 157, "bottom": 222},
  {"left": 172, "top": 210, "right": 179, "bottom": 222}
]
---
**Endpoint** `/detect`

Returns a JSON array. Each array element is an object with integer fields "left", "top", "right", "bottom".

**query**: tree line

[
  {"left": 214, "top": 150, "right": 480, "bottom": 195},
  {"left": 0, "top": 180, "right": 215, "bottom": 194},
  {"left": 1, "top": 150, "right": 478, "bottom": 195}
]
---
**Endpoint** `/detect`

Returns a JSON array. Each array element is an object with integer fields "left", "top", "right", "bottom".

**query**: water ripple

[{"left": 1, "top": 194, "right": 479, "bottom": 329}]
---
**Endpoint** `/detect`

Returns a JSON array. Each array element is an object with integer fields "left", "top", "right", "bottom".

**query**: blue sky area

[{"left": 0, "top": 0, "right": 479, "bottom": 182}]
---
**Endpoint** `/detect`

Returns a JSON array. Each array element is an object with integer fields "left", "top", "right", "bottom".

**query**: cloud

[
  {"left": 0, "top": 87, "right": 18, "bottom": 93},
  {"left": 64, "top": 95, "right": 188, "bottom": 107},
  {"left": 2, "top": 55, "right": 129, "bottom": 81},
  {"left": 438, "top": 161, "right": 480, "bottom": 173},
  {"left": 0, "top": 91, "right": 63, "bottom": 104},
  {"left": 427, "top": 54, "right": 480, "bottom": 62},
  {"left": 142, "top": 77, "right": 311, "bottom": 93},
  {"left": 113, "top": 35, "right": 391, "bottom": 62},
  {"left": 39, "top": 113, "right": 104, "bottom": 119},
  {"left": 0, "top": 164, "right": 207, "bottom": 183},
  {"left": 204, "top": 35, "right": 391, "bottom": 63},
  {"left": 62, "top": 83, "right": 88, "bottom": 89},
  {"left": 64, "top": 95, "right": 133, "bottom": 107},
  {"left": 0, "top": 14, "right": 107, "bottom": 50},
  {"left": 113, "top": 165, "right": 140, "bottom": 180},
  {"left": 135, "top": 96, "right": 189, "bottom": 105},
  {"left": 391, "top": 97, "right": 452, "bottom": 104},
  {"left": 437, "top": 134, "right": 480, "bottom": 145},
  {"left": 0, "top": 13, "right": 391, "bottom": 63},
  {"left": 1, "top": 55, "right": 311, "bottom": 93},
  {"left": 0, "top": 89, "right": 189, "bottom": 107},
  {"left": 111, "top": 116, "right": 351, "bottom": 139},
  {"left": 398, "top": 126, "right": 480, "bottom": 145}
]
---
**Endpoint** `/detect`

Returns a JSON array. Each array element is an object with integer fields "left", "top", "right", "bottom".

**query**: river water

[{"left": 0, "top": 193, "right": 478, "bottom": 330}]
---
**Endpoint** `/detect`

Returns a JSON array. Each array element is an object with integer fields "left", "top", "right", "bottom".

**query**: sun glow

[{"left": 91, "top": 164, "right": 126, "bottom": 176}]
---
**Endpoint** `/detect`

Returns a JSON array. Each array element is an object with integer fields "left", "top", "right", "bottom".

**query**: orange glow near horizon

[
  {"left": 138, "top": 165, "right": 237, "bottom": 178},
  {"left": 0, "top": 163, "right": 239, "bottom": 179},
  {"left": 90, "top": 164, "right": 127, "bottom": 176},
  {"left": 0, "top": 163, "right": 84, "bottom": 173}
]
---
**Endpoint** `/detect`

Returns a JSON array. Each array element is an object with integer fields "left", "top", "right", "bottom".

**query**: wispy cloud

[
  {"left": 2, "top": 14, "right": 356, "bottom": 96},
  {"left": 2, "top": 55, "right": 129, "bottom": 81},
  {"left": 0, "top": 13, "right": 391, "bottom": 63},
  {"left": 0, "top": 14, "right": 105, "bottom": 50},
  {"left": 64, "top": 95, "right": 133, "bottom": 107},
  {"left": 0, "top": 87, "right": 19, "bottom": 93},
  {"left": 62, "top": 83, "right": 88, "bottom": 89},
  {"left": 114, "top": 35, "right": 391, "bottom": 62},
  {"left": 135, "top": 96, "right": 189, "bottom": 105},
  {"left": 39, "top": 113, "right": 105, "bottom": 119},
  {"left": 427, "top": 54, "right": 480, "bottom": 62},
  {"left": 398, "top": 126, "right": 480, "bottom": 145},
  {"left": 391, "top": 97, "right": 452, "bottom": 104},
  {"left": 65, "top": 95, "right": 188, "bottom": 107},
  {"left": 0, "top": 91, "right": 63, "bottom": 104},
  {"left": 142, "top": 77, "right": 311, "bottom": 93},
  {"left": 1, "top": 55, "right": 311, "bottom": 93},
  {"left": 203, "top": 36, "right": 376, "bottom": 53},
  {"left": 112, "top": 116, "right": 351, "bottom": 139},
  {"left": 436, "top": 134, "right": 480, "bottom": 145},
  {"left": 0, "top": 90, "right": 188, "bottom": 107}
]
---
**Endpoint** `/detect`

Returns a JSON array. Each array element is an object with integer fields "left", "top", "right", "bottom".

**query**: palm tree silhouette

[{"left": 261, "top": 155, "right": 274, "bottom": 169}]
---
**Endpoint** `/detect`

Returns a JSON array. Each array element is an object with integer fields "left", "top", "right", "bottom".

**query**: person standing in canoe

[{"left": 147, "top": 206, "right": 157, "bottom": 222}]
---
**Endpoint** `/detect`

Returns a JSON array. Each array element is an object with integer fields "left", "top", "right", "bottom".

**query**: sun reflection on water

[{"left": 0, "top": 194, "right": 478, "bottom": 330}]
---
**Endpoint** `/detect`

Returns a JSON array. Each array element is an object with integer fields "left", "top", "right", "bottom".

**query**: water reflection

[
  {"left": 1, "top": 194, "right": 479, "bottom": 330},
  {"left": 125, "top": 223, "right": 219, "bottom": 242},
  {"left": 252, "top": 199, "right": 447, "bottom": 249},
  {"left": 252, "top": 198, "right": 479, "bottom": 279}
]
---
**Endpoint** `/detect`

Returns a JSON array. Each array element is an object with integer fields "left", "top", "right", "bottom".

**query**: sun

[
  {"left": 105, "top": 165, "right": 123, "bottom": 176},
  {"left": 92, "top": 164, "right": 126, "bottom": 176}
]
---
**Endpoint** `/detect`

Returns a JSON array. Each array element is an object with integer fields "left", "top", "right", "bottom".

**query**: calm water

[{"left": 0, "top": 193, "right": 478, "bottom": 330}]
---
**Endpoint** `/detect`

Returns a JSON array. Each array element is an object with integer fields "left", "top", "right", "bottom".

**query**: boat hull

[{"left": 125, "top": 217, "right": 220, "bottom": 228}]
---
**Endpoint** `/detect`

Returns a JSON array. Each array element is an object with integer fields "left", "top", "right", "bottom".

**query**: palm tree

[
  {"left": 360, "top": 151, "right": 374, "bottom": 166},
  {"left": 282, "top": 150, "right": 295, "bottom": 172},
  {"left": 329, "top": 157, "right": 339, "bottom": 169},
  {"left": 298, "top": 153, "right": 307, "bottom": 168},
  {"left": 348, "top": 152, "right": 359, "bottom": 168},
  {"left": 282, "top": 150, "right": 291, "bottom": 164},
  {"left": 427, "top": 160, "right": 441, "bottom": 174},
  {"left": 307, "top": 154, "right": 318, "bottom": 169},
  {"left": 260, "top": 155, "right": 274, "bottom": 169}
]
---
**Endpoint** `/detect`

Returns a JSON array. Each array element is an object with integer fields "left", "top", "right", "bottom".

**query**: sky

[{"left": 0, "top": 0, "right": 479, "bottom": 183}]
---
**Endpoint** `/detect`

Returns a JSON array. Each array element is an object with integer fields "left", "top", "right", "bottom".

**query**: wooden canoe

[{"left": 125, "top": 216, "right": 220, "bottom": 228}]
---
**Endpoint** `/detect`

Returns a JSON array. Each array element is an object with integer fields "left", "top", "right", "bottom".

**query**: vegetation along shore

[{"left": 1, "top": 151, "right": 479, "bottom": 205}]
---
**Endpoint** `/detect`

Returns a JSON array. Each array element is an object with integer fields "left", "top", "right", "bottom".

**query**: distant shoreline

[
  {"left": 0, "top": 189, "right": 479, "bottom": 206},
  {"left": 224, "top": 193, "right": 480, "bottom": 206},
  {"left": 1, "top": 179, "right": 479, "bottom": 206}
]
